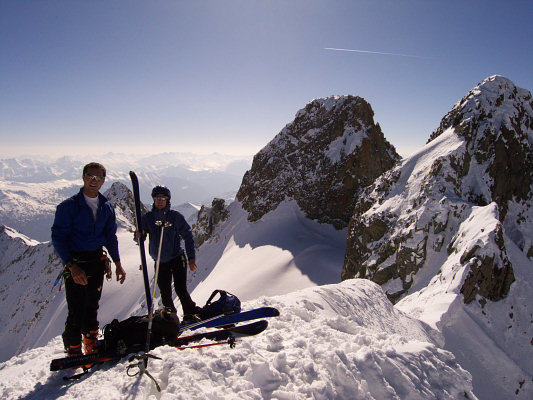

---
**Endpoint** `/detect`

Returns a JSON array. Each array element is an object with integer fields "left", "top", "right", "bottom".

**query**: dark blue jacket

[
  {"left": 51, "top": 188, "right": 120, "bottom": 264},
  {"left": 140, "top": 203, "right": 195, "bottom": 263}
]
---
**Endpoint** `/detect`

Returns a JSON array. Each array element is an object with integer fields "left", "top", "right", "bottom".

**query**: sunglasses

[
  {"left": 84, "top": 173, "right": 105, "bottom": 182},
  {"left": 153, "top": 196, "right": 169, "bottom": 201}
]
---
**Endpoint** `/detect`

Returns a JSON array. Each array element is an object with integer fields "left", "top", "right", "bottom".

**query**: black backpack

[
  {"left": 103, "top": 309, "right": 180, "bottom": 352},
  {"left": 199, "top": 290, "right": 241, "bottom": 320}
]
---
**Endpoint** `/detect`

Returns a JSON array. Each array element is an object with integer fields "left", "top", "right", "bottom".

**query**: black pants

[
  {"left": 62, "top": 253, "right": 105, "bottom": 348},
  {"left": 157, "top": 255, "right": 197, "bottom": 315}
]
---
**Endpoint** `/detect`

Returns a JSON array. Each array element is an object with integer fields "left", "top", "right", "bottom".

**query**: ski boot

[
  {"left": 82, "top": 329, "right": 99, "bottom": 355},
  {"left": 82, "top": 329, "right": 99, "bottom": 369}
]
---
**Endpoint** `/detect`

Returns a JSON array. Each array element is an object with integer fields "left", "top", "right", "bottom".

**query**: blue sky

[{"left": 1, "top": 0, "right": 532, "bottom": 158}]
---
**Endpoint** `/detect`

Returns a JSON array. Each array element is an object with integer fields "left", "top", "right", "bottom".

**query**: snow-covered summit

[
  {"left": 429, "top": 75, "right": 533, "bottom": 145},
  {"left": 0, "top": 224, "right": 40, "bottom": 247}
]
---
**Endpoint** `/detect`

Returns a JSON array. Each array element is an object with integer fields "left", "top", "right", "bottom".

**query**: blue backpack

[{"left": 199, "top": 290, "right": 241, "bottom": 319}]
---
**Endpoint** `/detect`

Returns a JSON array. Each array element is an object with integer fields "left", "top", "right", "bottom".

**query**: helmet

[{"left": 151, "top": 185, "right": 171, "bottom": 199}]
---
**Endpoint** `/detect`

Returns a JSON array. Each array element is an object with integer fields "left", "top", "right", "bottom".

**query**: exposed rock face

[
  {"left": 103, "top": 182, "right": 144, "bottom": 232},
  {"left": 193, "top": 198, "right": 229, "bottom": 247},
  {"left": 342, "top": 76, "right": 533, "bottom": 305},
  {"left": 236, "top": 95, "right": 400, "bottom": 229}
]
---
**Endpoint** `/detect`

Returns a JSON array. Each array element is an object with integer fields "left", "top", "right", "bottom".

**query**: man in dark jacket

[
  {"left": 52, "top": 162, "right": 126, "bottom": 357},
  {"left": 137, "top": 185, "right": 199, "bottom": 322}
]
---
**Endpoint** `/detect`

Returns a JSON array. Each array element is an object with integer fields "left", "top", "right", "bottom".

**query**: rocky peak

[
  {"left": 429, "top": 75, "right": 533, "bottom": 218},
  {"left": 236, "top": 95, "right": 400, "bottom": 229},
  {"left": 340, "top": 77, "right": 533, "bottom": 390},
  {"left": 103, "top": 182, "right": 144, "bottom": 231}
]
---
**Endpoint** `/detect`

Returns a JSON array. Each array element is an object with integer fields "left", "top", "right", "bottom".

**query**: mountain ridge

[{"left": 341, "top": 75, "right": 533, "bottom": 398}]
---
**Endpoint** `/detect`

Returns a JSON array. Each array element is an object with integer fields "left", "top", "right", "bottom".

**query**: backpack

[
  {"left": 199, "top": 290, "right": 241, "bottom": 320},
  {"left": 103, "top": 309, "right": 180, "bottom": 352}
]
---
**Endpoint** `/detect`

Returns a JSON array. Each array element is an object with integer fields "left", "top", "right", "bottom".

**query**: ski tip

[
  {"left": 50, "top": 361, "right": 60, "bottom": 372},
  {"left": 262, "top": 306, "right": 280, "bottom": 317}
]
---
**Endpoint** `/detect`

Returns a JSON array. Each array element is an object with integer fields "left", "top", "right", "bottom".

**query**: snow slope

[
  {"left": 0, "top": 197, "right": 346, "bottom": 363},
  {"left": 191, "top": 200, "right": 348, "bottom": 303}
]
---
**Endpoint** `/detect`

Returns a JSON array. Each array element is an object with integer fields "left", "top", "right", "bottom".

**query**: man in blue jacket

[
  {"left": 52, "top": 162, "right": 126, "bottom": 357},
  {"left": 137, "top": 185, "right": 199, "bottom": 323}
]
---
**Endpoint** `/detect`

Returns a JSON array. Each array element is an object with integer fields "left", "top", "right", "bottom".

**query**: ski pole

[
  {"left": 144, "top": 218, "right": 172, "bottom": 354},
  {"left": 128, "top": 217, "right": 171, "bottom": 392},
  {"left": 177, "top": 337, "right": 237, "bottom": 351}
]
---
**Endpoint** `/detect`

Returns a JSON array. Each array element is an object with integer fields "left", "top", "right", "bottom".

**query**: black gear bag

[
  {"left": 103, "top": 309, "right": 180, "bottom": 352},
  {"left": 199, "top": 290, "right": 241, "bottom": 320}
]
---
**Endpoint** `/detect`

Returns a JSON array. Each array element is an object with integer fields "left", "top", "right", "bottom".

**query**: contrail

[{"left": 324, "top": 47, "right": 429, "bottom": 59}]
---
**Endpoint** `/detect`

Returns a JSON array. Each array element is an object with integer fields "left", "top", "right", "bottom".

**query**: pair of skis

[{"left": 50, "top": 318, "right": 273, "bottom": 376}]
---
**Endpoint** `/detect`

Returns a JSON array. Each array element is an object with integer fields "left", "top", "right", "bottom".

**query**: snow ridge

[{"left": 0, "top": 280, "right": 476, "bottom": 400}]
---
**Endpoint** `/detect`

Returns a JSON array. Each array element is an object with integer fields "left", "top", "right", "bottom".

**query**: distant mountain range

[{"left": 0, "top": 152, "right": 251, "bottom": 241}]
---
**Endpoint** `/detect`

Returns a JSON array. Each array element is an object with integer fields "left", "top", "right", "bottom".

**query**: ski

[
  {"left": 129, "top": 171, "right": 152, "bottom": 312},
  {"left": 180, "top": 306, "right": 280, "bottom": 332},
  {"left": 50, "top": 320, "right": 269, "bottom": 373},
  {"left": 172, "top": 319, "right": 268, "bottom": 346}
]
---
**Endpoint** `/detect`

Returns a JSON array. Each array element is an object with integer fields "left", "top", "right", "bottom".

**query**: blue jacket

[
  {"left": 51, "top": 188, "right": 120, "bottom": 263},
  {"left": 140, "top": 203, "right": 195, "bottom": 263}
]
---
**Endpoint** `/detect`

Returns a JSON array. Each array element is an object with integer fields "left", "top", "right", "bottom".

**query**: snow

[
  {"left": 191, "top": 201, "right": 348, "bottom": 302},
  {"left": 326, "top": 125, "right": 366, "bottom": 163}
]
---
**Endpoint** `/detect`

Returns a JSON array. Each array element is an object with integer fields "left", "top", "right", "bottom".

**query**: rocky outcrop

[
  {"left": 193, "top": 198, "right": 229, "bottom": 247},
  {"left": 236, "top": 95, "right": 400, "bottom": 229}
]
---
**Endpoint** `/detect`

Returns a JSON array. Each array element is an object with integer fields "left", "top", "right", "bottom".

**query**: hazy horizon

[{"left": 2, "top": 1, "right": 532, "bottom": 160}]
